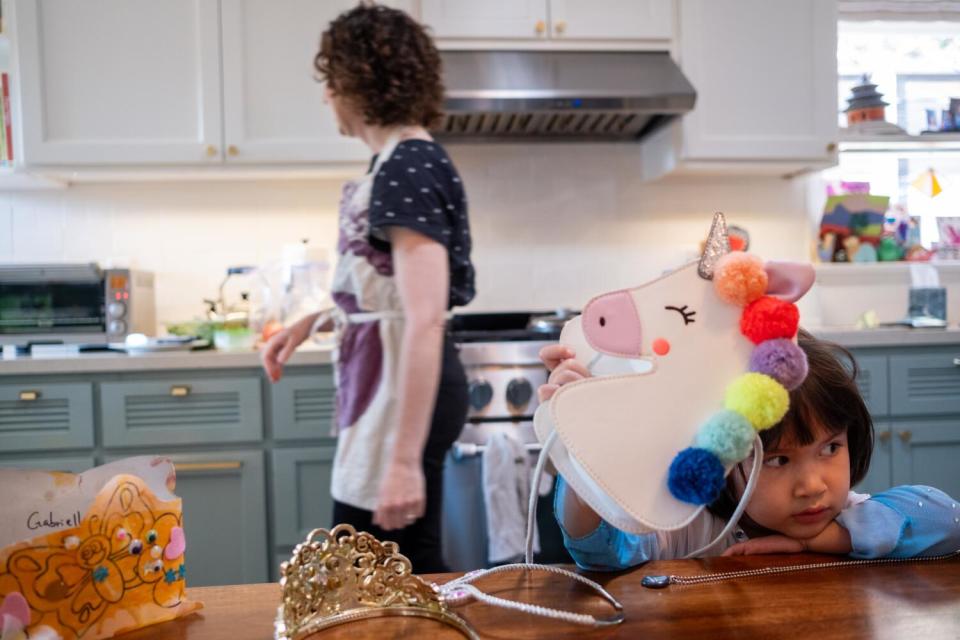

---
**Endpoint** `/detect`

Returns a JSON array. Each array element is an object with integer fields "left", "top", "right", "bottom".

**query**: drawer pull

[
  {"left": 898, "top": 430, "right": 912, "bottom": 443},
  {"left": 170, "top": 385, "right": 191, "bottom": 397},
  {"left": 18, "top": 390, "right": 40, "bottom": 402},
  {"left": 954, "top": 358, "right": 960, "bottom": 366},
  {"left": 175, "top": 461, "right": 243, "bottom": 472},
  {"left": 878, "top": 431, "right": 891, "bottom": 443}
]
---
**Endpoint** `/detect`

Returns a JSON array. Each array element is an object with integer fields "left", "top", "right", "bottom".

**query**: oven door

[{"left": 0, "top": 266, "right": 107, "bottom": 346}]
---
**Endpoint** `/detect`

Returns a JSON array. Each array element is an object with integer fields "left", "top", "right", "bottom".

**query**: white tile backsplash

[{"left": 1, "top": 146, "right": 821, "bottom": 331}]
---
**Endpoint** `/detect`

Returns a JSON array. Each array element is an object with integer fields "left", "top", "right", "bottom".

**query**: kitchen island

[{"left": 129, "top": 554, "right": 960, "bottom": 639}]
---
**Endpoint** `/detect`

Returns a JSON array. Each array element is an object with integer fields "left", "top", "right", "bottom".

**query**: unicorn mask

[{"left": 533, "top": 213, "right": 815, "bottom": 536}]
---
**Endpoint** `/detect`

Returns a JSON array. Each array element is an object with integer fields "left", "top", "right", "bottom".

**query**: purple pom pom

[
  {"left": 667, "top": 447, "right": 726, "bottom": 505},
  {"left": 749, "top": 339, "right": 808, "bottom": 391}
]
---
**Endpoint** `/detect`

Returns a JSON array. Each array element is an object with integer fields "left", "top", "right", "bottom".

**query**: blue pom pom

[
  {"left": 668, "top": 447, "right": 726, "bottom": 505},
  {"left": 694, "top": 410, "right": 755, "bottom": 465}
]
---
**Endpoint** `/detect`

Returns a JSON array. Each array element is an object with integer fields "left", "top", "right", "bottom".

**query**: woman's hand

[
  {"left": 538, "top": 344, "right": 591, "bottom": 401},
  {"left": 372, "top": 461, "right": 426, "bottom": 531},
  {"left": 260, "top": 313, "right": 319, "bottom": 383},
  {"left": 722, "top": 535, "right": 806, "bottom": 556}
]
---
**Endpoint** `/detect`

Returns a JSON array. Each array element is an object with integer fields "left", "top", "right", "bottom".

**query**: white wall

[{"left": 0, "top": 145, "right": 819, "bottom": 332}]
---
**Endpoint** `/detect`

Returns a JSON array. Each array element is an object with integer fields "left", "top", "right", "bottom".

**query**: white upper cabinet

[
  {"left": 17, "top": 0, "right": 223, "bottom": 165},
  {"left": 550, "top": 1, "right": 672, "bottom": 41},
  {"left": 422, "top": 1, "right": 550, "bottom": 40},
  {"left": 220, "top": 0, "right": 368, "bottom": 164},
  {"left": 421, "top": 0, "right": 672, "bottom": 43},
  {"left": 676, "top": 0, "right": 838, "bottom": 163}
]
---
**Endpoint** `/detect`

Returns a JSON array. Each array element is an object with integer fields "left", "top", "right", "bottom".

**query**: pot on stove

[{"left": 526, "top": 308, "right": 579, "bottom": 336}]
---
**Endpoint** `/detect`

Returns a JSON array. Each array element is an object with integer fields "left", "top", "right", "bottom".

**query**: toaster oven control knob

[
  {"left": 468, "top": 379, "right": 493, "bottom": 411},
  {"left": 506, "top": 378, "right": 533, "bottom": 409},
  {"left": 108, "top": 320, "right": 127, "bottom": 334},
  {"left": 108, "top": 302, "right": 126, "bottom": 317}
]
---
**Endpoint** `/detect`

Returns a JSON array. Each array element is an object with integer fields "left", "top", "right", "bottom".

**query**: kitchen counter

[
  {"left": 127, "top": 554, "right": 960, "bottom": 639},
  {"left": 0, "top": 345, "right": 333, "bottom": 375},
  {"left": 809, "top": 326, "right": 960, "bottom": 348}
]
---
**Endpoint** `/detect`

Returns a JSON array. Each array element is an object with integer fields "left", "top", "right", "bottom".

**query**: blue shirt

[{"left": 555, "top": 476, "right": 960, "bottom": 571}]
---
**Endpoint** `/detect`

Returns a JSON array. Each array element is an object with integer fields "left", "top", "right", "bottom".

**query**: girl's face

[{"left": 735, "top": 421, "right": 851, "bottom": 540}]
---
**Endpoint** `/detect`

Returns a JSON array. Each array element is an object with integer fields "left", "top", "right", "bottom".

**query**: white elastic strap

[
  {"left": 525, "top": 430, "right": 558, "bottom": 564},
  {"left": 683, "top": 434, "right": 765, "bottom": 559}
]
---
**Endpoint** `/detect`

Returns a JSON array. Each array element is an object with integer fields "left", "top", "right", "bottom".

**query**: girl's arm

[
  {"left": 835, "top": 485, "right": 960, "bottom": 558},
  {"left": 370, "top": 226, "right": 449, "bottom": 531}
]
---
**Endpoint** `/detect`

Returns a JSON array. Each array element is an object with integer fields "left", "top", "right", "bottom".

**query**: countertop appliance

[
  {"left": 442, "top": 311, "right": 575, "bottom": 571},
  {"left": 0, "top": 263, "right": 156, "bottom": 348},
  {"left": 434, "top": 50, "right": 696, "bottom": 142}
]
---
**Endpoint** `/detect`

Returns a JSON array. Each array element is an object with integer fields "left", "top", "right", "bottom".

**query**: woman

[{"left": 261, "top": 3, "right": 474, "bottom": 573}]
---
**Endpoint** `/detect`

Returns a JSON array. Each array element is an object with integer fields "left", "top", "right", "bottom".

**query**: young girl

[{"left": 539, "top": 329, "right": 960, "bottom": 570}]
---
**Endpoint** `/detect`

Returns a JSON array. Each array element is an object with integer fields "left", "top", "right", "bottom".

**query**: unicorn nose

[{"left": 582, "top": 291, "right": 642, "bottom": 356}]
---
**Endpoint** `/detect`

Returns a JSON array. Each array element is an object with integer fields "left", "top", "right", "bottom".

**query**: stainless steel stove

[{"left": 442, "top": 311, "right": 573, "bottom": 571}]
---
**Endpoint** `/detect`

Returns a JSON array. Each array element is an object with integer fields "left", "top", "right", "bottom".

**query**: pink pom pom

[
  {"left": 741, "top": 296, "right": 799, "bottom": 344},
  {"left": 713, "top": 252, "right": 768, "bottom": 306}
]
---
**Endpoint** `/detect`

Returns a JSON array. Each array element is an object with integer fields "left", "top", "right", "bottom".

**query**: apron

[{"left": 324, "top": 135, "right": 410, "bottom": 511}]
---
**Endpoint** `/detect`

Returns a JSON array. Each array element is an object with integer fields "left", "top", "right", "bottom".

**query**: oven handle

[{"left": 452, "top": 441, "right": 543, "bottom": 460}]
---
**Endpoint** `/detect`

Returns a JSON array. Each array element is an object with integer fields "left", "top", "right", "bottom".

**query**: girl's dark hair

[
  {"left": 315, "top": 3, "right": 444, "bottom": 128},
  {"left": 708, "top": 328, "right": 874, "bottom": 521}
]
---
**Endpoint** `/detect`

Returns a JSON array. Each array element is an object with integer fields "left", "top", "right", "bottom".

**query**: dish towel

[{"left": 482, "top": 430, "right": 546, "bottom": 564}]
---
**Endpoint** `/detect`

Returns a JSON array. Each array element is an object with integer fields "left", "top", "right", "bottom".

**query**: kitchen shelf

[
  {"left": 815, "top": 260, "right": 960, "bottom": 285},
  {"left": 0, "top": 168, "right": 65, "bottom": 190},
  {"left": 839, "top": 132, "right": 960, "bottom": 154}
]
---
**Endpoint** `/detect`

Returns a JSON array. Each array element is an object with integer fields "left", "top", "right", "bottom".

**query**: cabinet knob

[
  {"left": 18, "top": 390, "right": 40, "bottom": 402},
  {"left": 535, "top": 20, "right": 546, "bottom": 35},
  {"left": 878, "top": 430, "right": 891, "bottom": 443},
  {"left": 826, "top": 142, "right": 837, "bottom": 153},
  {"left": 554, "top": 20, "right": 567, "bottom": 35},
  {"left": 228, "top": 145, "right": 239, "bottom": 157},
  {"left": 170, "top": 385, "right": 192, "bottom": 398},
  {"left": 205, "top": 145, "right": 218, "bottom": 157},
  {"left": 898, "top": 430, "right": 912, "bottom": 443},
  {"left": 953, "top": 357, "right": 960, "bottom": 366}
]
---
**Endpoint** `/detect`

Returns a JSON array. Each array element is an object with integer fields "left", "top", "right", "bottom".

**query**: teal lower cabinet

[
  {"left": 855, "top": 422, "right": 891, "bottom": 496},
  {"left": 890, "top": 419, "right": 960, "bottom": 499},
  {"left": 0, "top": 382, "right": 94, "bottom": 452},
  {"left": 271, "top": 447, "right": 336, "bottom": 542},
  {"left": 0, "top": 454, "right": 96, "bottom": 473}
]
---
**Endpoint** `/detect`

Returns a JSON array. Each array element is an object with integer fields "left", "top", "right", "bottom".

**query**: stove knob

[
  {"left": 468, "top": 379, "right": 493, "bottom": 411},
  {"left": 506, "top": 378, "right": 533, "bottom": 410}
]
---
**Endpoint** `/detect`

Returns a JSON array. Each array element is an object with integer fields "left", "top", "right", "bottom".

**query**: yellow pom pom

[
  {"left": 725, "top": 373, "right": 789, "bottom": 431},
  {"left": 713, "top": 252, "right": 768, "bottom": 306}
]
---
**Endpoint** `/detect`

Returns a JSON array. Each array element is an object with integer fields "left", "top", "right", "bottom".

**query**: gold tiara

[{"left": 274, "top": 524, "right": 478, "bottom": 640}]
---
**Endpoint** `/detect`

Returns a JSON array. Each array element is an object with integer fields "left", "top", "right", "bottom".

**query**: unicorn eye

[{"left": 665, "top": 305, "right": 696, "bottom": 326}]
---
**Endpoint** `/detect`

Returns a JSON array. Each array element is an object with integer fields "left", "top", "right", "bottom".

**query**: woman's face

[
  {"left": 734, "top": 420, "right": 852, "bottom": 540},
  {"left": 323, "top": 83, "right": 362, "bottom": 137}
]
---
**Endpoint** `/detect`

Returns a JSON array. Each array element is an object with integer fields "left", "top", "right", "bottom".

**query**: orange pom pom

[
  {"left": 741, "top": 296, "right": 799, "bottom": 344},
  {"left": 713, "top": 252, "right": 768, "bottom": 306}
]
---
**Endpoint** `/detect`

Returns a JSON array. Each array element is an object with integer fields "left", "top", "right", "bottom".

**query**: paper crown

[
  {"left": 534, "top": 213, "right": 815, "bottom": 534},
  {"left": 275, "top": 524, "right": 477, "bottom": 640},
  {"left": 0, "top": 460, "right": 201, "bottom": 640}
]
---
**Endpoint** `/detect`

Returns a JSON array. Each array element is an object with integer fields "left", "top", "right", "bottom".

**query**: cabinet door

[
  {"left": 16, "top": 0, "right": 222, "bottom": 165},
  {"left": 220, "top": 0, "right": 374, "bottom": 164},
  {"left": 550, "top": 0, "right": 672, "bottom": 41},
  {"left": 677, "top": 0, "right": 837, "bottom": 161},
  {"left": 0, "top": 455, "right": 96, "bottom": 473},
  {"left": 0, "top": 382, "right": 93, "bottom": 452},
  {"left": 421, "top": 0, "right": 549, "bottom": 39},
  {"left": 889, "top": 353, "right": 960, "bottom": 417},
  {"left": 165, "top": 450, "right": 268, "bottom": 587},
  {"left": 891, "top": 419, "right": 960, "bottom": 500},
  {"left": 269, "top": 368, "right": 336, "bottom": 441},
  {"left": 850, "top": 352, "right": 889, "bottom": 418},
  {"left": 855, "top": 422, "right": 892, "bottom": 495},
  {"left": 271, "top": 447, "right": 335, "bottom": 547}
]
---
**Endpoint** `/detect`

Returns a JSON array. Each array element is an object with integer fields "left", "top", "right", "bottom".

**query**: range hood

[{"left": 434, "top": 50, "right": 696, "bottom": 142}]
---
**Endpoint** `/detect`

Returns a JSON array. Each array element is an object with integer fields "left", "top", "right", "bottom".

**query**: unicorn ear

[
  {"left": 698, "top": 212, "right": 731, "bottom": 280},
  {"left": 764, "top": 261, "right": 815, "bottom": 302}
]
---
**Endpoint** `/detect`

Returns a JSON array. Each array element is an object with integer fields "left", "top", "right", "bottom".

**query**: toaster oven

[{"left": 0, "top": 263, "right": 156, "bottom": 347}]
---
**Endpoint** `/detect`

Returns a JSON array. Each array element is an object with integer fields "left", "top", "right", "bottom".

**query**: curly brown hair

[{"left": 315, "top": 3, "right": 444, "bottom": 128}]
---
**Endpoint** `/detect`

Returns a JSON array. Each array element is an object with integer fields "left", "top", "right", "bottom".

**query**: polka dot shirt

[{"left": 368, "top": 140, "right": 476, "bottom": 308}]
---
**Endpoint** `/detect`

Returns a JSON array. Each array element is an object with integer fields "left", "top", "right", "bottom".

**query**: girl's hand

[
  {"left": 722, "top": 535, "right": 806, "bottom": 556},
  {"left": 538, "top": 345, "right": 591, "bottom": 401},
  {"left": 372, "top": 462, "right": 426, "bottom": 531}
]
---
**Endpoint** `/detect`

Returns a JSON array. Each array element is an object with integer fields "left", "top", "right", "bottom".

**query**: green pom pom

[
  {"left": 695, "top": 410, "right": 756, "bottom": 465},
  {"left": 725, "top": 373, "right": 789, "bottom": 431}
]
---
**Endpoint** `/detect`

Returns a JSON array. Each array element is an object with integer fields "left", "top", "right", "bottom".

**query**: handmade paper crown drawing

[
  {"left": 534, "top": 213, "right": 815, "bottom": 535},
  {"left": 0, "top": 458, "right": 201, "bottom": 640}
]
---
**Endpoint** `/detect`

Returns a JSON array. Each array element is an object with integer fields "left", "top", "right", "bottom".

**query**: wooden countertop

[{"left": 126, "top": 554, "right": 960, "bottom": 639}]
